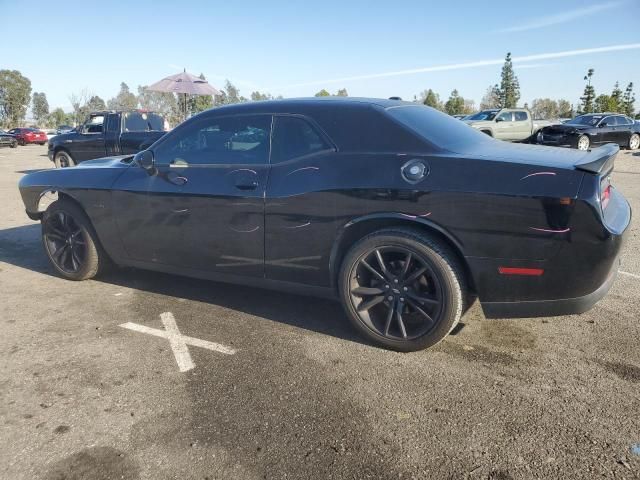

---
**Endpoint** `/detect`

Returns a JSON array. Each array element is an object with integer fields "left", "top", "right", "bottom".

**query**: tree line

[
  {"left": 0, "top": 70, "right": 282, "bottom": 128},
  {"left": 1, "top": 59, "right": 637, "bottom": 129},
  {"left": 412, "top": 53, "right": 637, "bottom": 120}
]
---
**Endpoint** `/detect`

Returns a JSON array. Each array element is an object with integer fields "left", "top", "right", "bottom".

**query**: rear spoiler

[{"left": 574, "top": 143, "right": 618, "bottom": 174}]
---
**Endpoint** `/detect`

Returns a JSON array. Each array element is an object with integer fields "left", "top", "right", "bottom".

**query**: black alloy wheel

[
  {"left": 349, "top": 246, "right": 443, "bottom": 341},
  {"left": 340, "top": 229, "right": 464, "bottom": 351},
  {"left": 43, "top": 211, "right": 87, "bottom": 274},
  {"left": 41, "top": 199, "right": 106, "bottom": 280}
]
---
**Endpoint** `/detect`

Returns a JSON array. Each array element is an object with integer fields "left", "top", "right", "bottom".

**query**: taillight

[{"left": 600, "top": 175, "right": 612, "bottom": 210}]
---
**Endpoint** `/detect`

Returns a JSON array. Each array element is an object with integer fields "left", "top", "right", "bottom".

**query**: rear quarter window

[{"left": 386, "top": 105, "right": 493, "bottom": 152}]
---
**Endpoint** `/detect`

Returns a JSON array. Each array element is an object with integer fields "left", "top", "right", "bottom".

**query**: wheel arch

[{"left": 329, "top": 213, "right": 475, "bottom": 293}]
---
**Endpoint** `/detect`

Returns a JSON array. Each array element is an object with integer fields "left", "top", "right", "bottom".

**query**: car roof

[{"left": 204, "top": 97, "right": 412, "bottom": 115}]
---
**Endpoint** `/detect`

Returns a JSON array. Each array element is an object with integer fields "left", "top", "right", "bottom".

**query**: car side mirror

[
  {"left": 598, "top": 123, "right": 606, "bottom": 128},
  {"left": 495, "top": 117, "right": 504, "bottom": 122},
  {"left": 136, "top": 150, "right": 156, "bottom": 175}
]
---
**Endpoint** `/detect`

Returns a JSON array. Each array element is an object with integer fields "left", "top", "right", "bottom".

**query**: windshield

[
  {"left": 387, "top": 104, "right": 493, "bottom": 152},
  {"left": 566, "top": 115, "right": 602, "bottom": 126},
  {"left": 465, "top": 110, "right": 498, "bottom": 121}
]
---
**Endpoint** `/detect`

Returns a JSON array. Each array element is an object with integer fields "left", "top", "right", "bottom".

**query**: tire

[
  {"left": 54, "top": 150, "right": 76, "bottom": 168},
  {"left": 10, "top": 140, "right": 17, "bottom": 148},
  {"left": 577, "top": 135, "right": 590, "bottom": 151},
  {"left": 41, "top": 199, "right": 108, "bottom": 280},
  {"left": 339, "top": 228, "right": 465, "bottom": 352},
  {"left": 629, "top": 133, "right": 640, "bottom": 151}
]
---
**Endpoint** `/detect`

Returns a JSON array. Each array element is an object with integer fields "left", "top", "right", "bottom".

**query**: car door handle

[
  {"left": 235, "top": 181, "right": 258, "bottom": 190},
  {"left": 167, "top": 172, "right": 188, "bottom": 186}
]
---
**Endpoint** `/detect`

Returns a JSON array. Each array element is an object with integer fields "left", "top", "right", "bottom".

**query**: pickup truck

[
  {"left": 48, "top": 110, "right": 167, "bottom": 168},
  {"left": 464, "top": 108, "right": 557, "bottom": 142}
]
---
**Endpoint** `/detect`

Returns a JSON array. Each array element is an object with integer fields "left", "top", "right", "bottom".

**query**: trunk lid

[{"left": 463, "top": 140, "right": 618, "bottom": 173}]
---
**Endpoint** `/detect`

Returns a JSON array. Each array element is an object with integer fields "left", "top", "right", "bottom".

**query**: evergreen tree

[
  {"left": 579, "top": 69, "right": 596, "bottom": 114},
  {"left": 444, "top": 89, "right": 465, "bottom": 115},
  {"left": 621, "top": 82, "right": 635, "bottom": 117},
  {"left": 335, "top": 88, "right": 348, "bottom": 96},
  {"left": 610, "top": 82, "right": 623, "bottom": 112},
  {"left": 421, "top": 89, "right": 442, "bottom": 110},
  {"left": 594, "top": 94, "right": 617, "bottom": 113},
  {"left": 497, "top": 53, "right": 520, "bottom": 108}
]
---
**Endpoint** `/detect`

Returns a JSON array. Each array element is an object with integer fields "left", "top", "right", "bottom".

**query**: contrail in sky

[
  {"left": 495, "top": 2, "right": 623, "bottom": 33},
  {"left": 276, "top": 43, "right": 640, "bottom": 89}
]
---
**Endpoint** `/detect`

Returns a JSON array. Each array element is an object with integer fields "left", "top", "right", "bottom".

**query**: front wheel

[
  {"left": 41, "top": 200, "right": 107, "bottom": 280},
  {"left": 10, "top": 140, "right": 17, "bottom": 148},
  {"left": 629, "top": 133, "right": 640, "bottom": 150},
  {"left": 577, "top": 135, "right": 590, "bottom": 151},
  {"left": 339, "top": 229, "right": 465, "bottom": 352},
  {"left": 54, "top": 150, "right": 76, "bottom": 168}
]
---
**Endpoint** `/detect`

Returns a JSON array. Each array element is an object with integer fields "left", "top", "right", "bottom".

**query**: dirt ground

[{"left": 1, "top": 145, "right": 639, "bottom": 479}]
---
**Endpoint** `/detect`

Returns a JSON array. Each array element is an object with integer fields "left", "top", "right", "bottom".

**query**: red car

[{"left": 8, "top": 128, "right": 48, "bottom": 145}]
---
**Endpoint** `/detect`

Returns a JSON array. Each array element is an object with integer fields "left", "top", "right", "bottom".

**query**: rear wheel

[
  {"left": 577, "top": 135, "right": 590, "bottom": 151},
  {"left": 339, "top": 229, "right": 465, "bottom": 352},
  {"left": 629, "top": 133, "right": 640, "bottom": 150},
  {"left": 41, "top": 200, "right": 107, "bottom": 280},
  {"left": 54, "top": 150, "right": 76, "bottom": 168}
]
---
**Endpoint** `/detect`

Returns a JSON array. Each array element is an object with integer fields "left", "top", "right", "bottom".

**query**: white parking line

[
  {"left": 120, "top": 312, "right": 236, "bottom": 372},
  {"left": 620, "top": 270, "right": 640, "bottom": 280}
]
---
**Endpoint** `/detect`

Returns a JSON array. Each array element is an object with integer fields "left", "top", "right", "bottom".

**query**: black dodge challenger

[
  {"left": 537, "top": 113, "right": 640, "bottom": 151},
  {"left": 19, "top": 98, "right": 631, "bottom": 351}
]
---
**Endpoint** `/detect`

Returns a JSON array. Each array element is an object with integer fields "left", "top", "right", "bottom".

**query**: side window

[
  {"left": 600, "top": 116, "right": 613, "bottom": 127},
  {"left": 614, "top": 116, "right": 629, "bottom": 126},
  {"left": 497, "top": 112, "right": 512, "bottom": 122},
  {"left": 123, "top": 112, "right": 165, "bottom": 132},
  {"left": 86, "top": 115, "right": 104, "bottom": 133},
  {"left": 272, "top": 116, "right": 331, "bottom": 162},
  {"left": 514, "top": 111, "right": 528, "bottom": 121},
  {"left": 154, "top": 114, "right": 271, "bottom": 166}
]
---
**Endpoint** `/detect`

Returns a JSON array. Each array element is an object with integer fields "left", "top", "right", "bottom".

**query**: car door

[
  {"left": 595, "top": 116, "right": 617, "bottom": 145},
  {"left": 73, "top": 114, "right": 107, "bottom": 160},
  {"left": 265, "top": 114, "right": 338, "bottom": 286},
  {"left": 613, "top": 115, "right": 631, "bottom": 145},
  {"left": 512, "top": 110, "right": 531, "bottom": 140},
  {"left": 494, "top": 111, "right": 514, "bottom": 140},
  {"left": 112, "top": 113, "right": 271, "bottom": 277}
]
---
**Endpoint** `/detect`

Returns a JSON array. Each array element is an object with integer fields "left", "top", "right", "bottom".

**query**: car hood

[
  {"left": 541, "top": 123, "right": 592, "bottom": 134},
  {"left": 19, "top": 155, "right": 134, "bottom": 191},
  {"left": 464, "top": 120, "right": 494, "bottom": 127}
]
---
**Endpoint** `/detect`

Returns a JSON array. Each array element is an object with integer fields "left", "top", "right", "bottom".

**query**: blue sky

[{"left": 3, "top": 0, "right": 639, "bottom": 111}]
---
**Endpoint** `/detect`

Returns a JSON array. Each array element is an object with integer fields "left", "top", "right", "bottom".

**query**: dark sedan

[
  {"left": 18, "top": 98, "right": 631, "bottom": 351},
  {"left": 0, "top": 130, "right": 18, "bottom": 148},
  {"left": 537, "top": 113, "right": 640, "bottom": 151}
]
